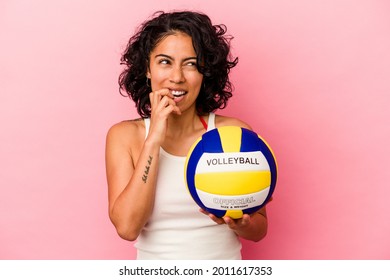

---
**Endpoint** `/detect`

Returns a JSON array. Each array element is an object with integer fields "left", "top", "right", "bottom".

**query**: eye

[
  {"left": 158, "top": 58, "right": 171, "bottom": 65},
  {"left": 185, "top": 61, "right": 197, "bottom": 67}
]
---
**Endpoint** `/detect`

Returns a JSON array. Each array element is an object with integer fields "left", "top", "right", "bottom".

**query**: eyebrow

[{"left": 155, "top": 54, "right": 197, "bottom": 62}]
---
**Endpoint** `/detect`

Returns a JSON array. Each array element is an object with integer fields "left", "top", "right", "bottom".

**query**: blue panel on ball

[
  {"left": 186, "top": 142, "right": 207, "bottom": 209},
  {"left": 256, "top": 138, "right": 278, "bottom": 190},
  {"left": 205, "top": 208, "right": 226, "bottom": 218},
  {"left": 241, "top": 127, "right": 278, "bottom": 205},
  {"left": 243, "top": 205, "right": 262, "bottom": 216},
  {"left": 201, "top": 128, "right": 223, "bottom": 153},
  {"left": 240, "top": 128, "right": 261, "bottom": 152}
]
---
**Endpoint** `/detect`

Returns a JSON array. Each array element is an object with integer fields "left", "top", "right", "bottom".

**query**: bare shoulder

[
  {"left": 214, "top": 114, "right": 253, "bottom": 130},
  {"left": 106, "top": 118, "right": 145, "bottom": 148}
]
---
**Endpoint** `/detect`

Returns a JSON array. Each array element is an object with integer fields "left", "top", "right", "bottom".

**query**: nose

[{"left": 169, "top": 65, "right": 185, "bottom": 84}]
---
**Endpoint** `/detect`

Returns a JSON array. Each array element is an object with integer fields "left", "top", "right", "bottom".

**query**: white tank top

[{"left": 135, "top": 113, "right": 242, "bottom": 260}]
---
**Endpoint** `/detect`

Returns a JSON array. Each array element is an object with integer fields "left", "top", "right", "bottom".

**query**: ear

[{"left": 146, "top": 62, "right": 151, "bottom": 79}]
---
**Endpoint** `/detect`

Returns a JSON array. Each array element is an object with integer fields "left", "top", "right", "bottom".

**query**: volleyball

[{"left": 184, "top": 126, "right": 277, "bottom": 219}]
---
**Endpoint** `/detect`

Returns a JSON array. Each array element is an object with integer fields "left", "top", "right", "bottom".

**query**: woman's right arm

[
  {"left": 105, "top": 89, "right": 180, "bottom": 241},
  {"left": 105, "top": 122, "right": 161, "bottom": 241}
]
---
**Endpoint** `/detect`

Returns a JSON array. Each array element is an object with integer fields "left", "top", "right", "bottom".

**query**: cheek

[
  {"left": 188, "top": 73, "right": 203, "bottom": 88},
  {"left": 150, "top": 70, "right": 167, "bottom": 88},
  {"left": 150, "top": 69, "right": 165, "bottom": 81}
]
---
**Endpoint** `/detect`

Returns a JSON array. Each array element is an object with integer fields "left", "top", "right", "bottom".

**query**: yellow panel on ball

[
  {"left": 218, "top": 126, "right": 242, "bottom": 152},
  {"left": 195, "top": 171, "right": 271, "bottom": 195}
]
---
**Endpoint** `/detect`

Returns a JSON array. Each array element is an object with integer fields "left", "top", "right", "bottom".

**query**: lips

[
  {"left": 170, "top": 89, "right": 187, "bottom": 102},
  {"left": 170, "top": 90, "right": 186, "bottom": 97}
]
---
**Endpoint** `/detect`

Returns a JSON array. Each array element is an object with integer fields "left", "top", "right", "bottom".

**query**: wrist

[{"left": 143, "top": 136, "right": 162, "bottom": 151}]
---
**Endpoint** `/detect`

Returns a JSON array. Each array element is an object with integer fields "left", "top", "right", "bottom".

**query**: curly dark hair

[{"left": 118, "top": 11, "right": 238, "bottom": 118}]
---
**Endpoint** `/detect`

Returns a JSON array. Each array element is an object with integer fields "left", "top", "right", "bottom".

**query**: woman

[{"left": 105, "top": 11, "right": 268, "bottom": 259}]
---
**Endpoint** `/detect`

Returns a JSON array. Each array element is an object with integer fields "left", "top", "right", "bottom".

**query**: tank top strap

[{"left": 207, "top": 112, "right": 216, "bottom": 131}]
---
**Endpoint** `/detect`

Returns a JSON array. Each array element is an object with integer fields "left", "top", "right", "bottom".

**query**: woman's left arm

[
  {"left": 208, "top": 115, "right": 270, "bottom": 241},
  {"left": 200, "top": 207, "right": 268, "bottom": 242}
]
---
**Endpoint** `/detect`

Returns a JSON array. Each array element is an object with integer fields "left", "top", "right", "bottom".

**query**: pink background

[{"left": 1, "top": 0, "right": 389, "bottom": 259}]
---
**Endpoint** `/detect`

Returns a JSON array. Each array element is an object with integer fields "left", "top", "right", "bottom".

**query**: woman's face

[{"left": 147, "top": 32, "right": 203, "bottom": 113}]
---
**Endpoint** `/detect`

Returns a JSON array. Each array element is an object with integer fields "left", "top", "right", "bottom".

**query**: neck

[
  {"left": 166, "top": 109, "right": 204, "bottom": 138},
  {"left": 161, "top": 109, "right": 208, "bottom": 156}
]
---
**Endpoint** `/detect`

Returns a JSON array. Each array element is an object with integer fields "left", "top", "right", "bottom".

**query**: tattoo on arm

[{"left": 142, "top": 156, "right": 153, "bottom": 183}]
